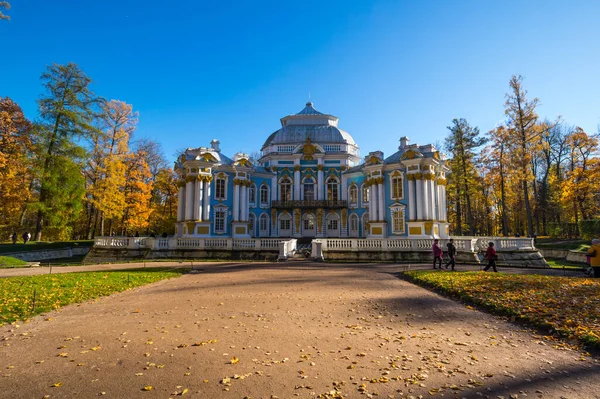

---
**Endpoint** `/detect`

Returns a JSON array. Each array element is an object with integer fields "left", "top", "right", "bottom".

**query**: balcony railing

[{"left": 271, "top": 200, "right": 348, "bottom": 209}]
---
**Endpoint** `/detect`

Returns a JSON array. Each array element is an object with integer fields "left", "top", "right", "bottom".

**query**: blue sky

[{"left": 1, "top": 1, "right": 599, "bottom": 161}]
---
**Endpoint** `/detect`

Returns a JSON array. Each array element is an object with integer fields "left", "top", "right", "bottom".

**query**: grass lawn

[
  {"left": 546, "top": 259, "right": 588, "bottom": 270},
  {"left": 0, "top": 268, "right": 187, "bottom": 325},
  {"left": 535, "top": 238, "right": 590, "bottom": 252},
  {"left": 0, "top": 240, "right": 94, "bottom": 255},
  {"left": 404, "top": 270, "right": 600, "bottom": 350},
  {"left": 0, "top": 256, "right": 29, "bottom": 268}
]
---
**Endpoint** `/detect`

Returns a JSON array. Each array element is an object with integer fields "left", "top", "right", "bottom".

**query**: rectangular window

[
  {"left": 391, "top": 176, "right": 403, "bottom": 199},
  {"left": 215, "top": 209, "right": 226, "bottom": 233},
  {"left": 328, "top": 219, "right": 338, "bottom": 230},
  {"left": 362, "top": 186, "right": 369, "bottom": 204},
  {"left": 280, "top": 219, "right": 290, "bottom": 230},
  {"left": 215, "top": 178, "right": 226, "bottom": 200},
  {"left": 392, "top": 208, "right": 405, "bottom": 234},
  {"left": 260, "top": 186, "right": 269, "bottom": 206},
  {"left": 249, "top": 185, "right": 256, "bottom": 204}
]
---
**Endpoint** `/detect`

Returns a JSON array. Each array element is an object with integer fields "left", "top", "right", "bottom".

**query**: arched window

[
  {"left": 259, "top": 213, "right": 269, "bottom": 237},
  {"left": 303, "top": 213, "right": 315, "bottom": 231},
  {"left": 303, "top": 177, "right": 315, "bottom": 201},
  {"left": 248, "top": 213, "right": 256, "bottom": 237},
  {"left": 326, "top": 177, "right": 339, "bottom": 201},
  {"left": 349, "top": 184, "right": 358, "bottom": 206},
  {"left": 279, "top": 213, "right": 292, "bottom": 236},
  {"left": 326, "top": 213, "right": 340, "bottom": 237},
  {"left": 260, "top": 185, "right": 269, "bottom": 207},
  {"left": 280, "top": 177, "right": 292, "bottom": 201},
  {"left": 248, "top": 184, "right": 256, "bottom": 206},
  {"left": 349, "top": 214, "right": 359, "bottom": 236},
  {"left": 362, "top": 185, "right": 369, "bottom": 206}
]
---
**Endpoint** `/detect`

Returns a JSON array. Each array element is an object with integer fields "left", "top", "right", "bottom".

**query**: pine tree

[{"left": 34, "top": 63, "right": 99, "bottom": 241}]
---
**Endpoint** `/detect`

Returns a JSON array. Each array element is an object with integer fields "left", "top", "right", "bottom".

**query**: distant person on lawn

[
  {"left": 483, "top": 242, "right": 498, "bottom": 272},
  {"left": 22, "top": 232, "right": 31, "bottom": 244},
  {"left": 587, "top": 239, "right": 600, "bottom": 278},
  {"left": 432, "top": 239, "right": 443, "bottom": 269},
  {"left": 11, "top": 232, "right": 18, "bottom": 244},
  {"left": 445, "top": 238, "right": 457, "bottom": 270}
]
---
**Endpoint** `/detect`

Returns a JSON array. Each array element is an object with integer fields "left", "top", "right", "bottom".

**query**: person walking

[
  {"left": 432, "top": 239, "right": 443, "bottom": 269},
  {"left": 483, "top": 242, "right": 498, "bottom": 272},
  {"left": 22, "top": 232, "right": 30, "bottom": 244},
  {"left": 445, "top": 238, "right": 457, "bottom": 270},
  {"left": 11, "top": 232, "right": 18, "bottom": 245},
  {"left": 587, "top": 239, "right": 600, "bottom": 278}
]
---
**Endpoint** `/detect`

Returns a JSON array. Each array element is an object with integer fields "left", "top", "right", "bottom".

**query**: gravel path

[{"left": 0, "top": 263, "right": 597, "bottom": 398}]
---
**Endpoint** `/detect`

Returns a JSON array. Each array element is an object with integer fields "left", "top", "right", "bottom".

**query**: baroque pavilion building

[{"left": 174, "top": 102, "right": 450, "bottom": 240}]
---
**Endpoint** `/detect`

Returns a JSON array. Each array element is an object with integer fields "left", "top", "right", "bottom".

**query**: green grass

[
  {"left": 0, "top": 256, "right": 28, "bottom": 268},
  {"left": 403, "top": 270, "right": 600, "bottom": 350},
  {"left": 535, "top": 238, "right": 590, "bottom": 251},
  {"left": 0, "top": 268, "right": 187, "bottom": 325},
  {"left": 0, "top": 240, "right": 94, "bottom": 254},
  {"left": 546, "top": 259, "right": 588, "bottom": 270}
]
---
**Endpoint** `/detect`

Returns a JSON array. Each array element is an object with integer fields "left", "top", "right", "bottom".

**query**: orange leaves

[{"left": 407, "top": 271, "right": 600, "bottom": 350}]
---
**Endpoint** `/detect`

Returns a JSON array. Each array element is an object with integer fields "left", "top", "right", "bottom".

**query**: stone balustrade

[
  {"left": 93, "top": 236, "right": 535, "bottom": 256},
  {"left": 94, "top": 237, "right": 284, "bottom": 251},
  {"left": 318, "top": 237, "right": 535, "bottom": 253}
]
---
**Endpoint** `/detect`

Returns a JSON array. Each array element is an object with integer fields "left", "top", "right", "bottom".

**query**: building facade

[{"left": 175, "top": 102, "right": 450, "bottom": 239}]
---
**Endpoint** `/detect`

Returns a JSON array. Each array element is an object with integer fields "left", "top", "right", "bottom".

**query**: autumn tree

[
  {"left": 120, "top": 148, "right": 153, "bottom": 234},
  {"left": 561, "top": 128, "right": 600, "bottom": 230},
  {"left": 504, "top": 75, "right": 541, "bottom": 237},
  {"left": 34, "top": 63, "right": 99, "bottom": 241},
  {"left": 86, "top": 100, "right": 138, "bottom": 237},
  {"left": 0, "top": 98, "right": 34, "bottom": 232},
  {"left": 444, "top": 118, "right": 487, "bottom": 235}
]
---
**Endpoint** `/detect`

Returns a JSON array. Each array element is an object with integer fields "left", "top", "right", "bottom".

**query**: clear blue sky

[{"left": 2, "top": 0, "right": 599, "bottom": 161}]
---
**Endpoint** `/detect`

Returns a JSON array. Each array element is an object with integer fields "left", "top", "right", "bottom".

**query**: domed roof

[{"left": 261, "top": 102, "right": 356, "bottom": 149}]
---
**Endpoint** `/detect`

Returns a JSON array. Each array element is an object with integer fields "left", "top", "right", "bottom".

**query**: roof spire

[{"left": 307, "top": 92, "right": 312, "bottom": 107}]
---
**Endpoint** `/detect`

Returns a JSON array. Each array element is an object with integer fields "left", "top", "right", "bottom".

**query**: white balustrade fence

[
  {"left": 94, "top": 236, "right": 535, "bottom": 254},
  {"left": 319, "top": 237, "right": 534, "bottom": 253}
]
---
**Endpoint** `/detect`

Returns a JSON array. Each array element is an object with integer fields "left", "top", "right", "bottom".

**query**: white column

[
  {"left": 422, "top": 177, "right": 430, "bottom": 220},
  {"left": 369, "top": 183, "right": 377, "bottom": 221},
  {"left": 317, "top": 169, "right": 324, "bottom": 200},
  {"left": 233, "top": 184, "right": 240, "bottom": 222},
  {"left": 294, "top": 168, "right": 301, "bottom": 200},
  {"left": 177, "top": 185, "right": 185, "bottom": 222},
  {"left": 185, "top": 180, "right": 194, "bottom": 220},
  {"left": 440, "top": 184, "right": 447, "bottom": 221},
  {"left": 202, "top": 180, "right": 211, "bottom": 221},
  {"left": 378, "top": 183, "right": 385, "bottom": 222},
  {"left": 415, "top": 178, "right": 423, "bottom": 220},
  {"left": 197, "top": 179, "right": 204, "bottom": 221},
  {"left": 240, "top": 184, "right": 247, "bottom": 221},
  {"left": 271, "top": 176, "right": 277, "bottom": 201},
  {"left": 436, "top": 183, "right": 442, "bottom": 221},
  {"left": 407, "top": 177, "right": 415, "bottom": 221},
  {"left": 193, "top": 179, "right": 201, "bottom": 220}
]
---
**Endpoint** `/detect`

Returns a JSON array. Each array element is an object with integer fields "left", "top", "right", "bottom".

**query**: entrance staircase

[{"left": 290, "top": 238, "right": 313, "bottom": 261}]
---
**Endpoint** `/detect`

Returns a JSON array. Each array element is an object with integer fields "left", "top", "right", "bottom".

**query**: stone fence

[
  {"left": 93, "top": 236, "right": 283, "bottom": 251},
  {"left": 316, "top": 237, "right": 535, "bottom": 253}
]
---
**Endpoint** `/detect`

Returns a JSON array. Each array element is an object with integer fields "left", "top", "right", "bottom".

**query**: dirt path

[{"left": 0, "top": 264, "right": 598, "bottom": 398}]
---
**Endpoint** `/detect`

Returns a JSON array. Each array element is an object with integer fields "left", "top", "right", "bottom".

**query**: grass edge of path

[
  {"left": 0, "top": 268, "right": 188, "bottom": 326},
  {"left": 399, "top": 270, "right": 599, "bottom": 354}
]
